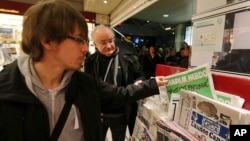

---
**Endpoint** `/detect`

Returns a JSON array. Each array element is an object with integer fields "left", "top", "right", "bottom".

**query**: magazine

[{"left": 132, "top": 116, "right": 155, "bottom": 141}]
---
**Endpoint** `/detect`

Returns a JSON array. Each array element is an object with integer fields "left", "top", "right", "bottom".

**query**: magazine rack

[{"left": 155, "top": 64, "right": 250, "bottom": 110}]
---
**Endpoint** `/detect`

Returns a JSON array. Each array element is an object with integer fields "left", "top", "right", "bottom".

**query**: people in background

[
  {"left": 84, "top": 24, "right": 146, "bottom": 141},
  {"left": 164, "top": 48, "right": 179, "bottom": 66},
  {"left": 0, "top": 1, "right": 168, "bottom": 141},
  {"left": 178, "top": 42, "right": 191, "bottom": 68},
  {"left": 162, "top": 47, "right": 170, "bottom": 63},
  {"left": 141, "top": 45, "right": 162, "bottom": 79},
  {"left": 157, "top": 47, "right": 164, "bottom": 58}
]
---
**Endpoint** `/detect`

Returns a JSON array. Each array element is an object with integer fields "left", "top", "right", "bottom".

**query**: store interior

[{"left": 1, "top": 0, "right": 250, "bottom": 141}]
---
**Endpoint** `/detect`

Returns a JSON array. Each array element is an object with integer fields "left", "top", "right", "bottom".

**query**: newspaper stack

[{"left": 174, "top": 89, "right": 250, "bottom": 141}]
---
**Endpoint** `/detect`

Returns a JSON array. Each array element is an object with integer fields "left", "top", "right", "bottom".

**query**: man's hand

[
  {"left": 154, "top": 76, "right": 168, "bottom": 87},
  {"left": 134, "top": 80, "right": 143, "bottom": 85}
]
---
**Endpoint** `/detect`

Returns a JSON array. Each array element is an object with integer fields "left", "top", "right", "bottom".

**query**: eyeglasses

[
  {"left": 67, "top": 36, "right": 89, "bottom": 45},
  {"left": 96, "top": 38, "right": 114, "bottom": 46}
]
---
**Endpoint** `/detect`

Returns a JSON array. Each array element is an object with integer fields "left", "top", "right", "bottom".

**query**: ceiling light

[
  {"left": 110, "top": 0, "right": 158, "bottom": 27},
  {"left": 103, "top": 0, "right": 108, "bottom": 4},
  {"left": 0, "top": 8, "right": 19, "bottom": 14},
  {"left": 165, "top": 27, "right": 171, "bottom": 30},
  {"left": 163, "top": 14, "right": 169, "bottom": 18}
]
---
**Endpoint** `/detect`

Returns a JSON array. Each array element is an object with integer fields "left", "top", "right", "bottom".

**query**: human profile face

[
  {"left": 93, "top": 28, "right": 116, "bottom": 57},
  {"left": 180, "top": 47, "right": 190, "bottom": 57},
  {"left": 170, "top": 50, "right": 176, "bottom": 56},
  {"left": 149, "top": 46, "right": 155, "bottom": 56},
  {"left": 49, "top": 26, "right": 89, "bottom": 71}
]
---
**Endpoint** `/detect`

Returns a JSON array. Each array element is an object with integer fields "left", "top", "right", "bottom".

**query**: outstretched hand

[
  {"left": 154, "top": 76, "right": 168, "bottom": 87},
  {"left": 133, "top": 76, "right": 168, "bottom": 87}
]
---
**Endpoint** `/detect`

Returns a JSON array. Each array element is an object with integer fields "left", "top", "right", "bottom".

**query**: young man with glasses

[
  {"left": 85, "top": 24, "right": 146, "bottom": 141},
  {"left": 0, "top": 1, "right": 168, "bottom": 141}
]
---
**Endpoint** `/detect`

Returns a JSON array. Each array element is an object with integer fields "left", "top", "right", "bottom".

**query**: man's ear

[{"left": 40, "top": 37, "right": 52, "bottom": 50}]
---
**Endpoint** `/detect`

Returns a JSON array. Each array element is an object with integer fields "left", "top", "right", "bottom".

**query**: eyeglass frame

[
  {"left": 66, "top": 35, "right": 89, "bottom": 45},
  {"left": 95, "top": 38, "right": 115, "bottom": 46}
]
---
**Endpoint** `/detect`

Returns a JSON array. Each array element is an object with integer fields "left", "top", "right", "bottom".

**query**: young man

[
  {"left": 85, "top": 25, "right": 145, "bottom": 141},
  {"left": 0, "top": 1, "right": 167, "bottom": 141}
]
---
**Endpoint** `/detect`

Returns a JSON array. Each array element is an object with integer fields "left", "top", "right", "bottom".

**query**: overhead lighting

[
  {"left": 163, "top": 14, "right": 169, "bottom": 18},
  {"left": 110, "top": 0, "right": 158, "bottom": 27},
  {"left": 103, "top": 0, "right": 108, "bottom": 4},
  {"left": 165, "top": 27, "right": 171, "bottom": 30},
  {"left": 0, "top": 8, "right": 19, "bottom": 14}
]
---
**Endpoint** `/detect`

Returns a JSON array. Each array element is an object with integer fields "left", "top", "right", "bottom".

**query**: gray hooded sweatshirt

[{"left": 17, "top": 55, "right": 84, "bottom": 141}]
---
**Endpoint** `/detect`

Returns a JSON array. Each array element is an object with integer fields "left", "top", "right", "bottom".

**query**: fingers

[
  {"left": 134, "top": 80, "right": 143, "bottom": 85},
  {"left": 155, "top": 76, "right": 168, "bottom": 86}
]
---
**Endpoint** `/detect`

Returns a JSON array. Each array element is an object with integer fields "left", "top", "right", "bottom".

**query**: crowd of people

[{"left": 137, "top": 42, "right": 191, "bottom": 79}]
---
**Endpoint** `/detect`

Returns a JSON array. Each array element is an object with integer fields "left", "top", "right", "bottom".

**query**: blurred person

[
  {"left": 164, "top": 48, "right": 179, "bottom": 66},
  {"left": 141, "top": 45, "right": 162, "bottom": 79},
  {"left": 157, "top": 47, "right": 164, "bottom": 58},
  {"left": 178, "top": 43, "right": 191, "bottom": 68},
  {"left": 138, "top": 46, "right": 148, "bottom": 65},
  {"left": 84, "top": 24, "right": 146, "bottom": 141},
  {"left": 162, "top": 47, "right": 170, "bottom": 62},
  {"left": 0, "top": 1, "right": 168, "bottom": 141}
]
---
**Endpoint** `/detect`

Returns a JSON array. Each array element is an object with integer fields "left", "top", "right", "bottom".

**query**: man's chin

[
  {"left": 106, "top": 51, "right": 115, "bottom": 57},
  {"left": 105, "top": 53, "right": 113, "bottom": 57}
]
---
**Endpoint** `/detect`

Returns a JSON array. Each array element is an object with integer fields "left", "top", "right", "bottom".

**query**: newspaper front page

[{"left": 174, "top": 89, "right": 250, "bottom": 141}]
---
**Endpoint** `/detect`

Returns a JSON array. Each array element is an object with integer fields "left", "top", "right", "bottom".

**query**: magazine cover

[
  {"left": 132, "top": 116, "right": 155, "bottom": 141},
  {"left": 174, "top": 89, "right": 250, "bottom": 141},
  {"left": 165, "top": 64, "right": 216, "bottom": 101}
]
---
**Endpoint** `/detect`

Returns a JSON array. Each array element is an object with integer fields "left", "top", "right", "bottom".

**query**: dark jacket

[
  {"left": 141, "top": 53, "right": 162, "bottom": 79},
  {"left": 178, "top": 56, "right": 189, "bottom": 68},
  {"left": 0, "top": 61, "right": 159, "bottom": 141},
  {"left": 84, "top": 48, "right": 145, "bottom": 133}
]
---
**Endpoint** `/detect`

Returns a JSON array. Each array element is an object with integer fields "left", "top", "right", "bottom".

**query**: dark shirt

[{"left": 141, "top": 54, "right": 162, "bottom": 79}]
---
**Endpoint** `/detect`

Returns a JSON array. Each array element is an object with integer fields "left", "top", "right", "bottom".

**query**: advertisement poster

[
  {"left": 192, "top": 15, "right": 225, "bottom": 49},
  {"left": 191, "top": 15, "right": 225, "bottom": 66},
  {"left": 0, "top": 13, "right": 23, "bottom": 66}
]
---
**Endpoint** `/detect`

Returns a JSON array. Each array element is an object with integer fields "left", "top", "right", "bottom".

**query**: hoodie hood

[{"left": 17, "top": 54, "right": 73, "bottom": 95}]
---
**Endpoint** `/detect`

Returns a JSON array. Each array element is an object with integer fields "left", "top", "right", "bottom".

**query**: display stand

[{"left": 155, "top": 64, "right": 250, "bottom": 110}]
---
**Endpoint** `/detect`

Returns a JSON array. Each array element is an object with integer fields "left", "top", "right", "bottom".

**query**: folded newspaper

[
  {"left": 164, "top": 64, "right": 216, "bottom": 121},
  {"left": 215, "top": 90, "right": 245, "bottom": 108},
  {"left": 174, "top": 89, "right": 250, "bottom": 141},
  {"left": 156, "top": 120, "right": 199, "bottom": 141},
  {"left": 132, "top": 116, "right": 155, "bottom": 141}
]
